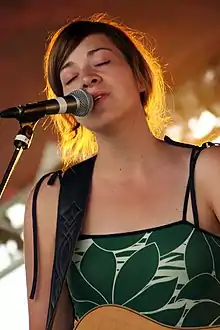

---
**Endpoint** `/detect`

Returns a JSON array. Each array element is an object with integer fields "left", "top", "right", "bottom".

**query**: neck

[{"left": 94, "top": 111, "right": 164, "bottom": 179}]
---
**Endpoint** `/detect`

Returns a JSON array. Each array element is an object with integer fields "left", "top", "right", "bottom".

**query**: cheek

[
  {"left": 62, "top": 85, "right": 73, "bottom": 96},
  {"left": 114, "top": 66, "right": 139, "bottom": 92},
  {"left": 114, "top": 75, "right": 140, "bottom": 100}
]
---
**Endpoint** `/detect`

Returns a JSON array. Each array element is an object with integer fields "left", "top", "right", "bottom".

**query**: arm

[{"left": 24, "top": 176, "right": 74, "bottom": 330}]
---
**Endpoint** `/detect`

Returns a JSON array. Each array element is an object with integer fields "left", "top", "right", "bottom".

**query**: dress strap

[
  {"left": 182, "top": 147, "right": 201, "bottom": 225},
  {"left": 182, "top": 141, "right": 218, "bottom": 227}
]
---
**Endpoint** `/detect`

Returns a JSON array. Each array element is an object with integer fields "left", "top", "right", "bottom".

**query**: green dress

[{"left": 67, "top": 137, "right": 220, "bottom": 327}]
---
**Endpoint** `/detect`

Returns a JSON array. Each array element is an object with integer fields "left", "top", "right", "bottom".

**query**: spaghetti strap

[
  {"left": 181, "top": 147, "right": 201, "bottom": 226},
  {"left": 189, "top": 148, "right": 203, "bottom": 228},
  {"left": 164, "top": 135, "right": 194, "bottom": 149},
  {"left": 164, "top": 136, "right": 219, "bottom": 227},
  {"left": 164, "top": 135, "right": 196, "bottom": 223},
  {"left": 182, "top": 165, "right": 192, "bottom": 222},
  {"left": 181, "top": 141, "right": 218, "bottom": 228}
]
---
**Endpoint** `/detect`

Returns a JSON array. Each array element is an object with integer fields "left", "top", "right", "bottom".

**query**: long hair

[{"left": 44, "top": 13, "right": 168, "bottom": 169}]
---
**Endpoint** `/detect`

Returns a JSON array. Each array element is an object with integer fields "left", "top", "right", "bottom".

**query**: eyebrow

[{"left": 60, "top": 47, "right": 112, "bottom": 72}]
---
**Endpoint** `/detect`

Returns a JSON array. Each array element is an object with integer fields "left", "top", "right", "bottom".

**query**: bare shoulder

[
  {"left": 195, "top": 143, "right": 220, "bottom": 180},
  {"left": 24, "top": 172, "right": 61, "bottom": 246},
  {"left": 25, "top": 173, "right": 61, "bottom": 229},
  {"left": 24, "top": 173, "right": 73, "bottom": 330},
  {"left": 195, "top": 143, "right": 220, "bottom": 220}
]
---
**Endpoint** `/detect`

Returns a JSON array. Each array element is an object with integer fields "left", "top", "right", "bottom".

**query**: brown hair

[{"left": 44, "top": 13, "right": 168, "bottom": 169}]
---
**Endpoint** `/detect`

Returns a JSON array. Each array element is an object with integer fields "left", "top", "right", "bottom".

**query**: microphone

[{"left": 0, "top": 89, "right": 94, "bottom": 122}]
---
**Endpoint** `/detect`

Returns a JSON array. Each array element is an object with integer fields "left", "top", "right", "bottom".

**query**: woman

[{"left": 24, "top": 14, "right": 220, "bottom": 330}]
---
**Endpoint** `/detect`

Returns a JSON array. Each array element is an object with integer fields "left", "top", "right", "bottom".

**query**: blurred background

[{"left": 0, "top": 1, "right": 220, "bottom": 328}]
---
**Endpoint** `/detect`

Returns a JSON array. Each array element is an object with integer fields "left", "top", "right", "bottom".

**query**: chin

[
  {"left": 82, "top": 116, "right": 120, "bottom": 135},
  {"left": 78, "top": 101, "right": 133, "bottom": 134},
  {"left": 79, "top": 107, "right": 117, "bottom": 130}
]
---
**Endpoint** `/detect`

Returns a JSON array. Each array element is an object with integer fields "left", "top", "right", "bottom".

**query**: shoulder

[
  {"left": 24, "top": 170, "right": 63, "bottom": 249},
  {"left": 195, "top": 142, "right": 220, "bottom": 180},
  {"left": 194, "top": 142, "right": 220, "bottom": 219},
  {"left": 166, "top": 137, "right": 220, "bottom": 179},
  {"left": 24, "top": 171, "right": 62, "bottom": 242},
  {"left": 25, "top": 171, "right": 62, "bottom": 211},
  {"left": 26, "top": 154, "right": 96, "bottom": 204},
  {"left": 26, "top": 154, "right": 96, "bottom": 208}
]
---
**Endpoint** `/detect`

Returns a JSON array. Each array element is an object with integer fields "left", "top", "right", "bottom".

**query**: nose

[{"left": 82, "top": 73, "right": 102, "bottom": 89}]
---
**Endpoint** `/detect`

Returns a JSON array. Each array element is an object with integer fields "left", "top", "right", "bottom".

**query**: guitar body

[{"left": 74, "top": 305, "right": 220, "bottom": 330}]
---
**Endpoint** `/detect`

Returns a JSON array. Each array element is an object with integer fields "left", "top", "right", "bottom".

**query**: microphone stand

[{"left": 0, "top": 120, "right": 38, "bottom": 200}]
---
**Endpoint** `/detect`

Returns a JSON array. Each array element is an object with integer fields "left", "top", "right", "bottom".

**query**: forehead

[{"left": 65, "top": 34, "right": 120, "bottom": 62}]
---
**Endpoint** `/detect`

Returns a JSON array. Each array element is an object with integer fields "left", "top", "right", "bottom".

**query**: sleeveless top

[{"left": 66, "top": 137, "right": 220, "bottom": 328}]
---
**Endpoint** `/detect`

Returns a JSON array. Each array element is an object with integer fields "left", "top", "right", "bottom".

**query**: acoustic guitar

[{"left": 74, "top": 304, "right": 220, "bottom": 330}]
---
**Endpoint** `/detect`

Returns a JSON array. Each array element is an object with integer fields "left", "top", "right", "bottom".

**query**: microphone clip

[{"left": 0, "top": 120, "right": 38, "bottom": 200}]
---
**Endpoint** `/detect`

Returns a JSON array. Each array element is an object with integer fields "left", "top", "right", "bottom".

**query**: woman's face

[{"left": 60, "top": 33, "right": 144, "bottom": 133}]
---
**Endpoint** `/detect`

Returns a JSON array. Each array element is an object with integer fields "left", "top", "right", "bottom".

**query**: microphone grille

[{"left": 70, "top": 89, "right": 94, "bottom": 117}]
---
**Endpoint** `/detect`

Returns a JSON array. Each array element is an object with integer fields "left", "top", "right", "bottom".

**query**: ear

[{"left": 137, "top": 77, "right": 145, "bottom": 93}]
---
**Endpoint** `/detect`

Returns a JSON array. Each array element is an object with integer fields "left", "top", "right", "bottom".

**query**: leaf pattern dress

[{"left": 66, "top": 137, "right": 220, "bottom": 328}]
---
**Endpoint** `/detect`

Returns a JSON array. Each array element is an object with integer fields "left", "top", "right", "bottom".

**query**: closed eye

[
  {"left": 66, "top": 76, "right": 77, "bottom": 85},
  {"left": 94, "top": 60, "right": 111, "bottom": 67}
]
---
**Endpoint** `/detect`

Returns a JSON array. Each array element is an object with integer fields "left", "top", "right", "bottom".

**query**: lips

[{"left": 92, "top": 92, "right": 109, "bottom": 104}]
